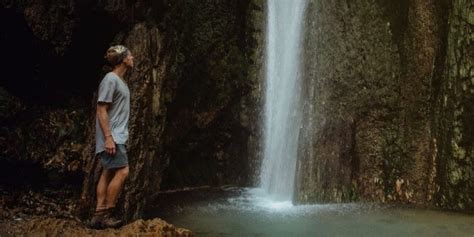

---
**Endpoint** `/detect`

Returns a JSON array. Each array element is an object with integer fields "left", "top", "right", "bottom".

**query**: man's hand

[{"left": 105, "top": 136, "right": 116, "bottom": 155}]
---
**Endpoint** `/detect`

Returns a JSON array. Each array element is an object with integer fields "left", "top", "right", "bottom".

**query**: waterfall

[{"left": 260, "top": 0, "right": 307, "bottom": 202}]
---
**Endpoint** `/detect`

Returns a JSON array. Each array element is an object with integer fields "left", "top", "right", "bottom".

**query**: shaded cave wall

[
  {"left": 433, "top": 0, "right": 474, "bottom": 210},
  {"left": 156, "top": 0, "right": 264, "bottom": 190},
  {"left": 0, "top": 1, "right": 122, "bottom": 189},
  {"left": 81, "top": 0, "right": 265, "bottom": 221},
  {"left": 1, "top": 0, "right": 264, "bottom": 221},
  {"left": 295, "top": 0, "right": 473, "bottom": 211}
]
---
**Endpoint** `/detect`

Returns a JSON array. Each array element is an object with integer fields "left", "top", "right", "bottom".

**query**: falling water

[{"left": 260, "top": 0, "right": 307, "bottom": 201}]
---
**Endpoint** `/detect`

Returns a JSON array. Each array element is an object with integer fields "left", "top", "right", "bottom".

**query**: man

[{"left": 89, "top": 45, "right": 134, "bottom": 229}]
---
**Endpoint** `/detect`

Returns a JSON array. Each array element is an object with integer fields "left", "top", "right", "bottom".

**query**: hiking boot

[
  {"left": 88, "top": 209, "right": 107, "bottom": 229},
  {"left": 102, "top": 207, "right": 123, "bottom": 228}
]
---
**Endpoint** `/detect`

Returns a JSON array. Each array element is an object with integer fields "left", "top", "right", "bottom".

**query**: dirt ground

[{"left": 0, "top": 187, "right": 193, "bottom": 237}]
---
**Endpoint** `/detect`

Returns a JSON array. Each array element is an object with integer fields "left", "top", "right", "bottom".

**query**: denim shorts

[{"left": 98, "top": 144, "right": 129, "bottom": 169}]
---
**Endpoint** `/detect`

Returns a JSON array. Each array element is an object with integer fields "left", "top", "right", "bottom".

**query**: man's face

[{"left": 123, "top": 52, "right": 134, "bottom": 68}]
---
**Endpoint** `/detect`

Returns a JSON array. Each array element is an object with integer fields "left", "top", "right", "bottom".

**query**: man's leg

[
  {"left": 90, "top": 168, "right": 115, "bottom": 228},
  {"left": 105, "top": 166, "right": 129, "bottom": 208},
  {"left": 96, "top": 168, "right": 114, "bottom": 211}
]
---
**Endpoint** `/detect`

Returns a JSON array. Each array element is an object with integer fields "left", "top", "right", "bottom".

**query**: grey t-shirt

[{"left": 95, "top": 72, "right": 130, "bottom": 154}]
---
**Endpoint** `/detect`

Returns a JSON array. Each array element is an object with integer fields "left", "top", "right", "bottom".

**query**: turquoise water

[{"left": 148, "top": 188, "right": 474, "bottom": 237}]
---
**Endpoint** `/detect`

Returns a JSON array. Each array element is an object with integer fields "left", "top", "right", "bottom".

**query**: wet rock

[
  {"left": 0, "top": 87, "right": 24, "bottom": 121},
  {"left": 0, "top": 108, "right": 87, "bottom": 181},
  {"left": 433, "top": 0, "right": 474, "bottom": 211},
  {"left": 295, "top": 0, "right": 473, "bottom": 212}
]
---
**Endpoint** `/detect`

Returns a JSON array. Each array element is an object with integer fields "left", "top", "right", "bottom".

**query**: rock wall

[
  {"left": 155, "top": 0, "right": 264, "bottom": 190},
  {"left": 76, "top": 0, "right": 265, "bottom": 221},
  {"left": 1, "top": 0, "right": 264, "bottom": 222},
  {"left": 433, "top": 0, "right": 474, "bottom": 210},
  {"left": 295, "top": 0, "right": 473, "bottom": 212},
  {"left": 296, "top": 0, "right": 402, "bottom": 203}
]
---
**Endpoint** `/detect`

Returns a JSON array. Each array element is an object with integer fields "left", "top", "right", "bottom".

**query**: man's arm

[{"left": 97, "top": 102, "right": 116, "bottom": 155}]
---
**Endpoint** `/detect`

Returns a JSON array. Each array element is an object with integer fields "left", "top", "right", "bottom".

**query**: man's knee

[{"left": 116, "top": 166, "right": 129, "bottom": 178}]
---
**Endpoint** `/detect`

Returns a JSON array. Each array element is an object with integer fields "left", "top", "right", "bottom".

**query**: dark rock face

[
  {"left": 0, "top": 0, "right": 124, "bottom": 189},
  {"left": 0, "top": 87, "right": 86, "bottom": 188},
  {"left": 112, "top": 0, "right": 263, "bottom": 221},
  {"left": 296, "top": 0, "right": 402, "bottom": 203},
  {"left": 1, "top": 0, "right": 264, "bottom": 222},
  {"left": 2, "top": 0, "right": 76, "bottom": 56},
  {"left": 155, "top": 0, "right": 264, "bottom": 190},
  {"left": 433, "top": 0, "right": 474, "bottom": 210},
  {"left": 295, "top": 0, "right": 473, "bottom": 211}
]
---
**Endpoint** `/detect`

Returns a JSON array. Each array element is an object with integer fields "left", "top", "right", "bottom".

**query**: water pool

[{"left": 147, "top": 188, "right": 474, "bottom": 237}]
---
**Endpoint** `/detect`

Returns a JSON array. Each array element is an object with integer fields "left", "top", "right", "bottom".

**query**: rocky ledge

[
  {"left": 0, "top": 188, "right": 193, "bottom": 237},
  {"left": 0, "top": 217, "right": 193, "bottom": 237}
]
